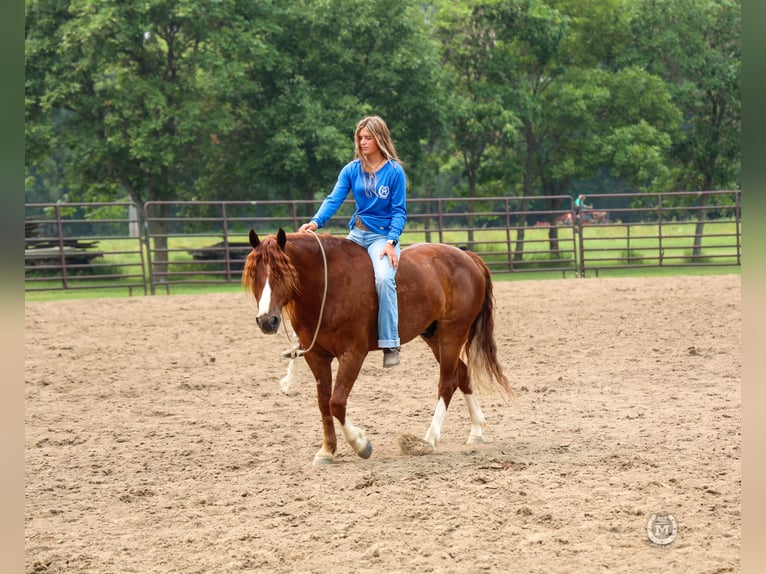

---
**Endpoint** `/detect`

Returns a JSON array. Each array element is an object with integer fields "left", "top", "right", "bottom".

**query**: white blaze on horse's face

[
  {"left": 257, "top": 277, "right": 272, "bottom": 317},
  {"left": 255, "top": 265, "right": 281, "bottom": 334}
]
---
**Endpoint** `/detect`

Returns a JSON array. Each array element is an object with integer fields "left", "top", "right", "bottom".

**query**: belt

[{"left": 354, "top": 216, "right": 369, "bottom": 231}]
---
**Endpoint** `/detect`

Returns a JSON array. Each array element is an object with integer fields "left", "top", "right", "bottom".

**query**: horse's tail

[{"left": 464, "top": 251, "right": 514, "bottom": 398}]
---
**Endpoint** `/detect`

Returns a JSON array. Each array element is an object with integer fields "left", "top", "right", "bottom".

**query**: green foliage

[
  {"left": 199, "top": 0, "right": 442, "bottom": 201},
  {"left": 621, "top": 0, "right": 741, "bottom": 191},
  {"left": 26, "top": 0, "right": 740, "bottom": 215},
  {"left": 26, "top": 0, "right": 274, "bottom": 205}
]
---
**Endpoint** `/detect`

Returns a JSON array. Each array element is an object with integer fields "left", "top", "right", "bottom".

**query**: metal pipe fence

[
  {"left": 24, "top": 190, "right": 741, "bottom": 295},
  {"left": 24, "top": 202, "right": 148, "bottom": 295},
  {"left": 572, "top": 191, "right": 741, "bottom": 276}
]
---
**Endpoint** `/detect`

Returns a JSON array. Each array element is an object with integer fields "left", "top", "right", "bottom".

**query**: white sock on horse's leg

[
  {"left": 464, "top": 392, "right": 487, "bottom": 444},
  {"left": 423, "top": 397, "right": 447, "bottom": 447},
  {"left": 335, "top": 416, "right": 372, "bottom": 459},
  {"left": 279, "top": 358, "right": 300, "bottom": 394}
]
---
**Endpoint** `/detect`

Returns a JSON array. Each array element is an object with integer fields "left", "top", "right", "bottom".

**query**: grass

[{"left": 24, "top": 221, "right": 741, "bottom": 301}]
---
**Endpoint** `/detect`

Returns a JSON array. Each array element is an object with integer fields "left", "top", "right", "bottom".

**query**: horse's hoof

[
  {"left": 312, "top": 454, "right": 335, "bottom": 465},
  {"left": 466, "top": 435, "right": 485, "bottom": 445},
  {"left": 357, "top": 441, "right": 373, "bottom": 459}
]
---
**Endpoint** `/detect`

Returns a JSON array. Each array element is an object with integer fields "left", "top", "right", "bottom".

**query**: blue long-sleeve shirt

[{"left": 310, "top": 159, "right": 407, "bottom": 242}]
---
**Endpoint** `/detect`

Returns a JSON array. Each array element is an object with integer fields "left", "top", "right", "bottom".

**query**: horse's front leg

[
  {"left": 303, "top": 354, "right": 336, "bottom": 465},
  {"left": 330, "top": 352, "right": 371, "bottom": 460}
]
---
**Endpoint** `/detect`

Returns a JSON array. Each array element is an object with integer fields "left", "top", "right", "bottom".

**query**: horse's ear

[
  {"left": 276, "top": 228, "right": 287, "bottom": 251},
  {"left": 249, "top": 229, "right": 260, "bottom": 249}
]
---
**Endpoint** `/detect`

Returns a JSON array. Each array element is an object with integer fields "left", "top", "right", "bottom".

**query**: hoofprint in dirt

[{"left": 25, "top": 274, "right": 740, "bottom": 573}]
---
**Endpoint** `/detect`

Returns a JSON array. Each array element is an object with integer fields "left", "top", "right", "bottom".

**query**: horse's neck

[
  {"left": 286, "top": 234, "right": 332, "bottom": 292},
  {"left": 284, "top": 236, "right": 334, "bottom": 329},
  {"left": 288, "top": 234, "right": 365, "bottom": 293}
]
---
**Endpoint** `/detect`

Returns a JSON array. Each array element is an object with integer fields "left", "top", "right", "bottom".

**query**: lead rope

[{"left": 281, "top": 230, "right": 328, "bottom": 358}]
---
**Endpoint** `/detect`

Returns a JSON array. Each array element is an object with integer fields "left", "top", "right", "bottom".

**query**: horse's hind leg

[
  {"left": 423, "top": 390, "right": 450, "bottom": 448},
  {"left": 457, "top": 364, "right": 487, "bottom": 445},
  {"left": 421, "top": 337, "right": 462, "bottom": 448},
  {"left": 464, "top": 394, "right": 487, "bottom": 445},
  {"left": 422, "top": 335, "right": 487, "bottom": 446},
  {"left": 438, "top": 357, "right": 487, "bottom": 445}
]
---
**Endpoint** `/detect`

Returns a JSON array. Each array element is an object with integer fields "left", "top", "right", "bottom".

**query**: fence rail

[
  {"left": 25, "top": 202, "right": 148, "bottom": 295},
  {"left": 573, "top": 191, "right": 742, "bottom": 275},
  {"left": 25, "top": 191, "right": 741, "bottom": 295}
]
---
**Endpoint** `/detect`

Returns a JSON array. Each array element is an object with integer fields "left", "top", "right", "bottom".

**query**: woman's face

[{"left": 358, "top": 128, "right": 380, "bottom": 157}]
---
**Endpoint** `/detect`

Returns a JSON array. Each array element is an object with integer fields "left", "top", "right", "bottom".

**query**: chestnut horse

[{"left": 243, "top": 229, "right": 512, "bottom": 465}]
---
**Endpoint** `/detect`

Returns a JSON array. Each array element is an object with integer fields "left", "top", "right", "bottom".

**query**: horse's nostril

[
  {"left": 255, "top": 316, "right": 262, "bottom": 328},
  {"left": 270, "top": 316, "right": 279, "bottom": 328}
]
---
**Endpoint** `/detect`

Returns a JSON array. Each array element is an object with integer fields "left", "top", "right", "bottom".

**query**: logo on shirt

[{"left": 377, "top": 185, "right": 390, "bottom": 199}]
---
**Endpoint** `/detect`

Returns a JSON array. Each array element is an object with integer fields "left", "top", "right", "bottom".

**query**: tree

[
  {"left": 431, "top": 0, "right": 525, "bottom": 244},
  {"left": 622, "top": 0, "right": 741, "bottom": 254},
  {"left": 26, "top": 0, "right": 276, "bottom": 272},
  {"left": 509, "top": 0, "right": 679, "bottom": 253},
  {"left": 26, "top": 0, "right": 446, "bottom": 272},
  {"left": 454, "top": 0, "right": 677, "bottom": 256},
  {"left": 482, "top": 0, "right": 569, "bottom": 256},
  {"left": 216, "top": 0, "right": 445, "bottom": 203}
]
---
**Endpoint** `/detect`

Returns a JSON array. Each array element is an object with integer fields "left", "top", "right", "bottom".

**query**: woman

[{"left": 298, "top": 115, "right": 407, "bottom": 368}]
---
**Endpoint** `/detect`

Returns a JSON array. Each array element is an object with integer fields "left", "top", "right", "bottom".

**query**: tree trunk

[
  {"left": 513, "top": 199, "right": 529, "bottom": 262},
  {"left": 547, "top": 195, "right": 562, "bottom": 253},
  {"left": 692, "top": 192, "right": 710, "bottom": 259},
  {"left": 123, "top": 183, "right": 170, "bottom": 288},
  {"left": 514, "top": 120, "right": 536, "bottom": 262},
  {"left": 466, "top": 154, "right": 478, "bottom": 245},
  {"left": 147, "top": 204, "right": 170, "bottom": 281}
]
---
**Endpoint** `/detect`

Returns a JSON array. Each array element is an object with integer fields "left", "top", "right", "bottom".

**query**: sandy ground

[{"left": 25, "top": 274, "right": 741, "bottom": 573}]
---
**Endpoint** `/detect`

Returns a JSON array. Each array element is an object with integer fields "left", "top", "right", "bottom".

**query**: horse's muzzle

[{"left": 256, "top": 314, "right": 281, "bottom": 334}]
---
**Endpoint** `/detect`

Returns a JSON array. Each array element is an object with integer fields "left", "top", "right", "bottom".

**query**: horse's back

[
  {"left": 396, "top": 243, "right": 488, "bottom": 341},
  {"left": 400, "top": 242, "right": 487, "bottom": 283},
  {"left": 296, "top": 236, "right": 489, "bottom": 345}
]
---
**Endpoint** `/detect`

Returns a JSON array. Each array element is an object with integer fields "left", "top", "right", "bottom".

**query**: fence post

[
  {"left": 143, "top": 204, "right": 156, "bottom": 295},
  {"left": 53, "top": 203, "right": 69, "bottom": 289},
  {"left": 658, "top": 195, "right": 664, "bottom": 266},
  {"left": 504, "top": 198, "right": 513, "bottom": 272},
  {"left": 577, "top": 216, "right": 586, "bottom": 277},
  {"left": 437, "top": 199, "right": 444, "bottom": 244},
  {"left": 735, "top": 191, "right": 742, "bottom": 265},
  {"left": 222, "top": 202, "right": 232, "bottom": 282}
]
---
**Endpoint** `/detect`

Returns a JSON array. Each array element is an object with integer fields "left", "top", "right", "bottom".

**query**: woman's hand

[
  {"left": 298, "top": 222, "right": 318, "bottom": 233},
  {"left": 381, "top": 242, "right": 399, "bottom": 270}
]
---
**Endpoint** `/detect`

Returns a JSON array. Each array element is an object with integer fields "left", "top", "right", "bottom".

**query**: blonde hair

[{"left": 353, "top": 115, "right": 403, "bottom": 173}]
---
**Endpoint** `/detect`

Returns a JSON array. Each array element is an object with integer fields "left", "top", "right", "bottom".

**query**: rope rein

[{"left": 281, "top": 230, "right": 328, "bottom": 358}]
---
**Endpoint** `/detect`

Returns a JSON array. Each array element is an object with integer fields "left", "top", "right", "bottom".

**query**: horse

[
  {"left": 243, "top": 229, "right": 512, "bottom": 465},
  {"left": 590, "top": 210, "right": 609, "bottom": 224}
]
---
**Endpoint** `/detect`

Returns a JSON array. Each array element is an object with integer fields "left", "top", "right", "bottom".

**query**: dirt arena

[{"left": 25, "top": 273, "right": 741, "bottom": 573}]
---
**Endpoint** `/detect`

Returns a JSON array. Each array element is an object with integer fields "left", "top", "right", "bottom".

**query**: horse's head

[{"left": 242, "top": 228, "right": 299, "bottom": 335}]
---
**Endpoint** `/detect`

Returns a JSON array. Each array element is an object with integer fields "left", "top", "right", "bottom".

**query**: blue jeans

[{"left": 347, "top": 228, "right": 400, "bottom": 348}]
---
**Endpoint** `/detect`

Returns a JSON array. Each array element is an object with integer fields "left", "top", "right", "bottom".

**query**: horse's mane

[
  {"left": 242, "top": 234, "right": 300, "bottom": 302},
  {"left": 243, "top": 232, "right": 361, "bottom": 302}
]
